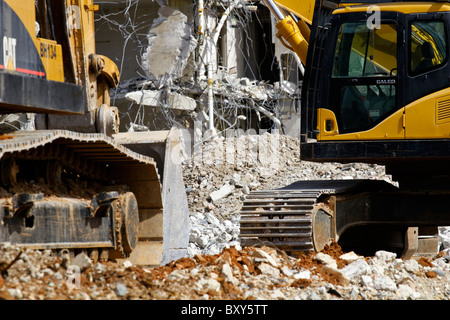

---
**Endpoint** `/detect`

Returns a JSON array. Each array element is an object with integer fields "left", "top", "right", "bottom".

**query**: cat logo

[{"left": 3, "top": 36, "right": 16, "bottom": 70}]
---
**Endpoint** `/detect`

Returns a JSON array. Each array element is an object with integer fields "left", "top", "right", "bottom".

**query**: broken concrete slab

[
  {"left": 125, "top": 89, "right": 196, "bottom": 111},
  {"left": 209, "top": 183, "right": 234, "bottom": 202},
  {"left": 252, "top": 248, "right": 279, "bottom": 268}
]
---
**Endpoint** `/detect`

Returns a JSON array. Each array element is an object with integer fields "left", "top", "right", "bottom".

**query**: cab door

[{"left": 319, "top": 15, "right": 405, "bottom": 140}]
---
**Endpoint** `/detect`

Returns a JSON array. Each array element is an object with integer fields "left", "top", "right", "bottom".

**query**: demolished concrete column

[
  {"left": 141, "top": 6, "right": 196, "bottom": 88},
  {"left": 122, "top": 5, "right": 197, "bottom": 130}
]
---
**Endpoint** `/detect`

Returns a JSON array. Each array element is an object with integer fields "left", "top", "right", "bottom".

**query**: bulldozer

[
  {"left": 240, "top": 0, "right": 450, "bottom": 258},
  {"left": 0, "top": 0, "right": 189, "bottom": 266}
]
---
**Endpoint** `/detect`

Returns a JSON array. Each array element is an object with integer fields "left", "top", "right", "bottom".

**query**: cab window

[
  {"left": 410, "top": 20, "right": 447, "bottom": 75},
  {"left": 333, "top": 22, "right": 397, "bottom": 77}
]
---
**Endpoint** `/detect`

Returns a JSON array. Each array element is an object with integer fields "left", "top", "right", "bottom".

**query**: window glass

[
  {"left": 333, "top": 22, "right": 397, "bottom": 77},
  {"left": 340, "top": 84, "right": 396, "bottom": 131},
  {"left": 410, "top": 21, "right": 447, "bottom": 74}
]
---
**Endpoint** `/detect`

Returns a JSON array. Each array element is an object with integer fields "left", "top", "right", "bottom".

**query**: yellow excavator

[
  {"left": 0, "top": 0, "right": 189, "bottom": 266},
  {"left": 240, "top": 0, "right": 450, "bottom": 258}
]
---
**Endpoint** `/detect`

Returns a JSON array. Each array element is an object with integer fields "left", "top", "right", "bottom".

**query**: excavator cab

[{"left": 304, "top": 2, "right": 450, "bottom": 145}]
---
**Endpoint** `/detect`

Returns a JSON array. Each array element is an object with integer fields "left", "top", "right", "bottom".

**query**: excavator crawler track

[
  {"left": 239, "top": 180, "right": 365, "bottom": 253},
  {"left": 240, "top": 179, "right": 450, "bottom": 257},
  {"left": 239, "top": 180, "right": 402, "bottom": 255},
  {"left": 240, "top": 188, "right": 322, "bottom": 253}
]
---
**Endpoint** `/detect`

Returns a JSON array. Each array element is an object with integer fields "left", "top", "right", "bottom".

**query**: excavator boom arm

[{"left": 264, "top": 0, "right": 315, "bottom": 65}]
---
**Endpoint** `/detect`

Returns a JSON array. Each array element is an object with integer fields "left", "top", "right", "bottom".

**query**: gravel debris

[{"left": 1, "top": 241, "right": 450, "bottom": 300}]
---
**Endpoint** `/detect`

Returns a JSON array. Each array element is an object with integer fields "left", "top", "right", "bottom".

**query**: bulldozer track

[
  {"left": 0, "top": 130, "right": 157, "bottom": 168},
  {"left": 0, "top": 130, "right": 163, "bottom": 261}
]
